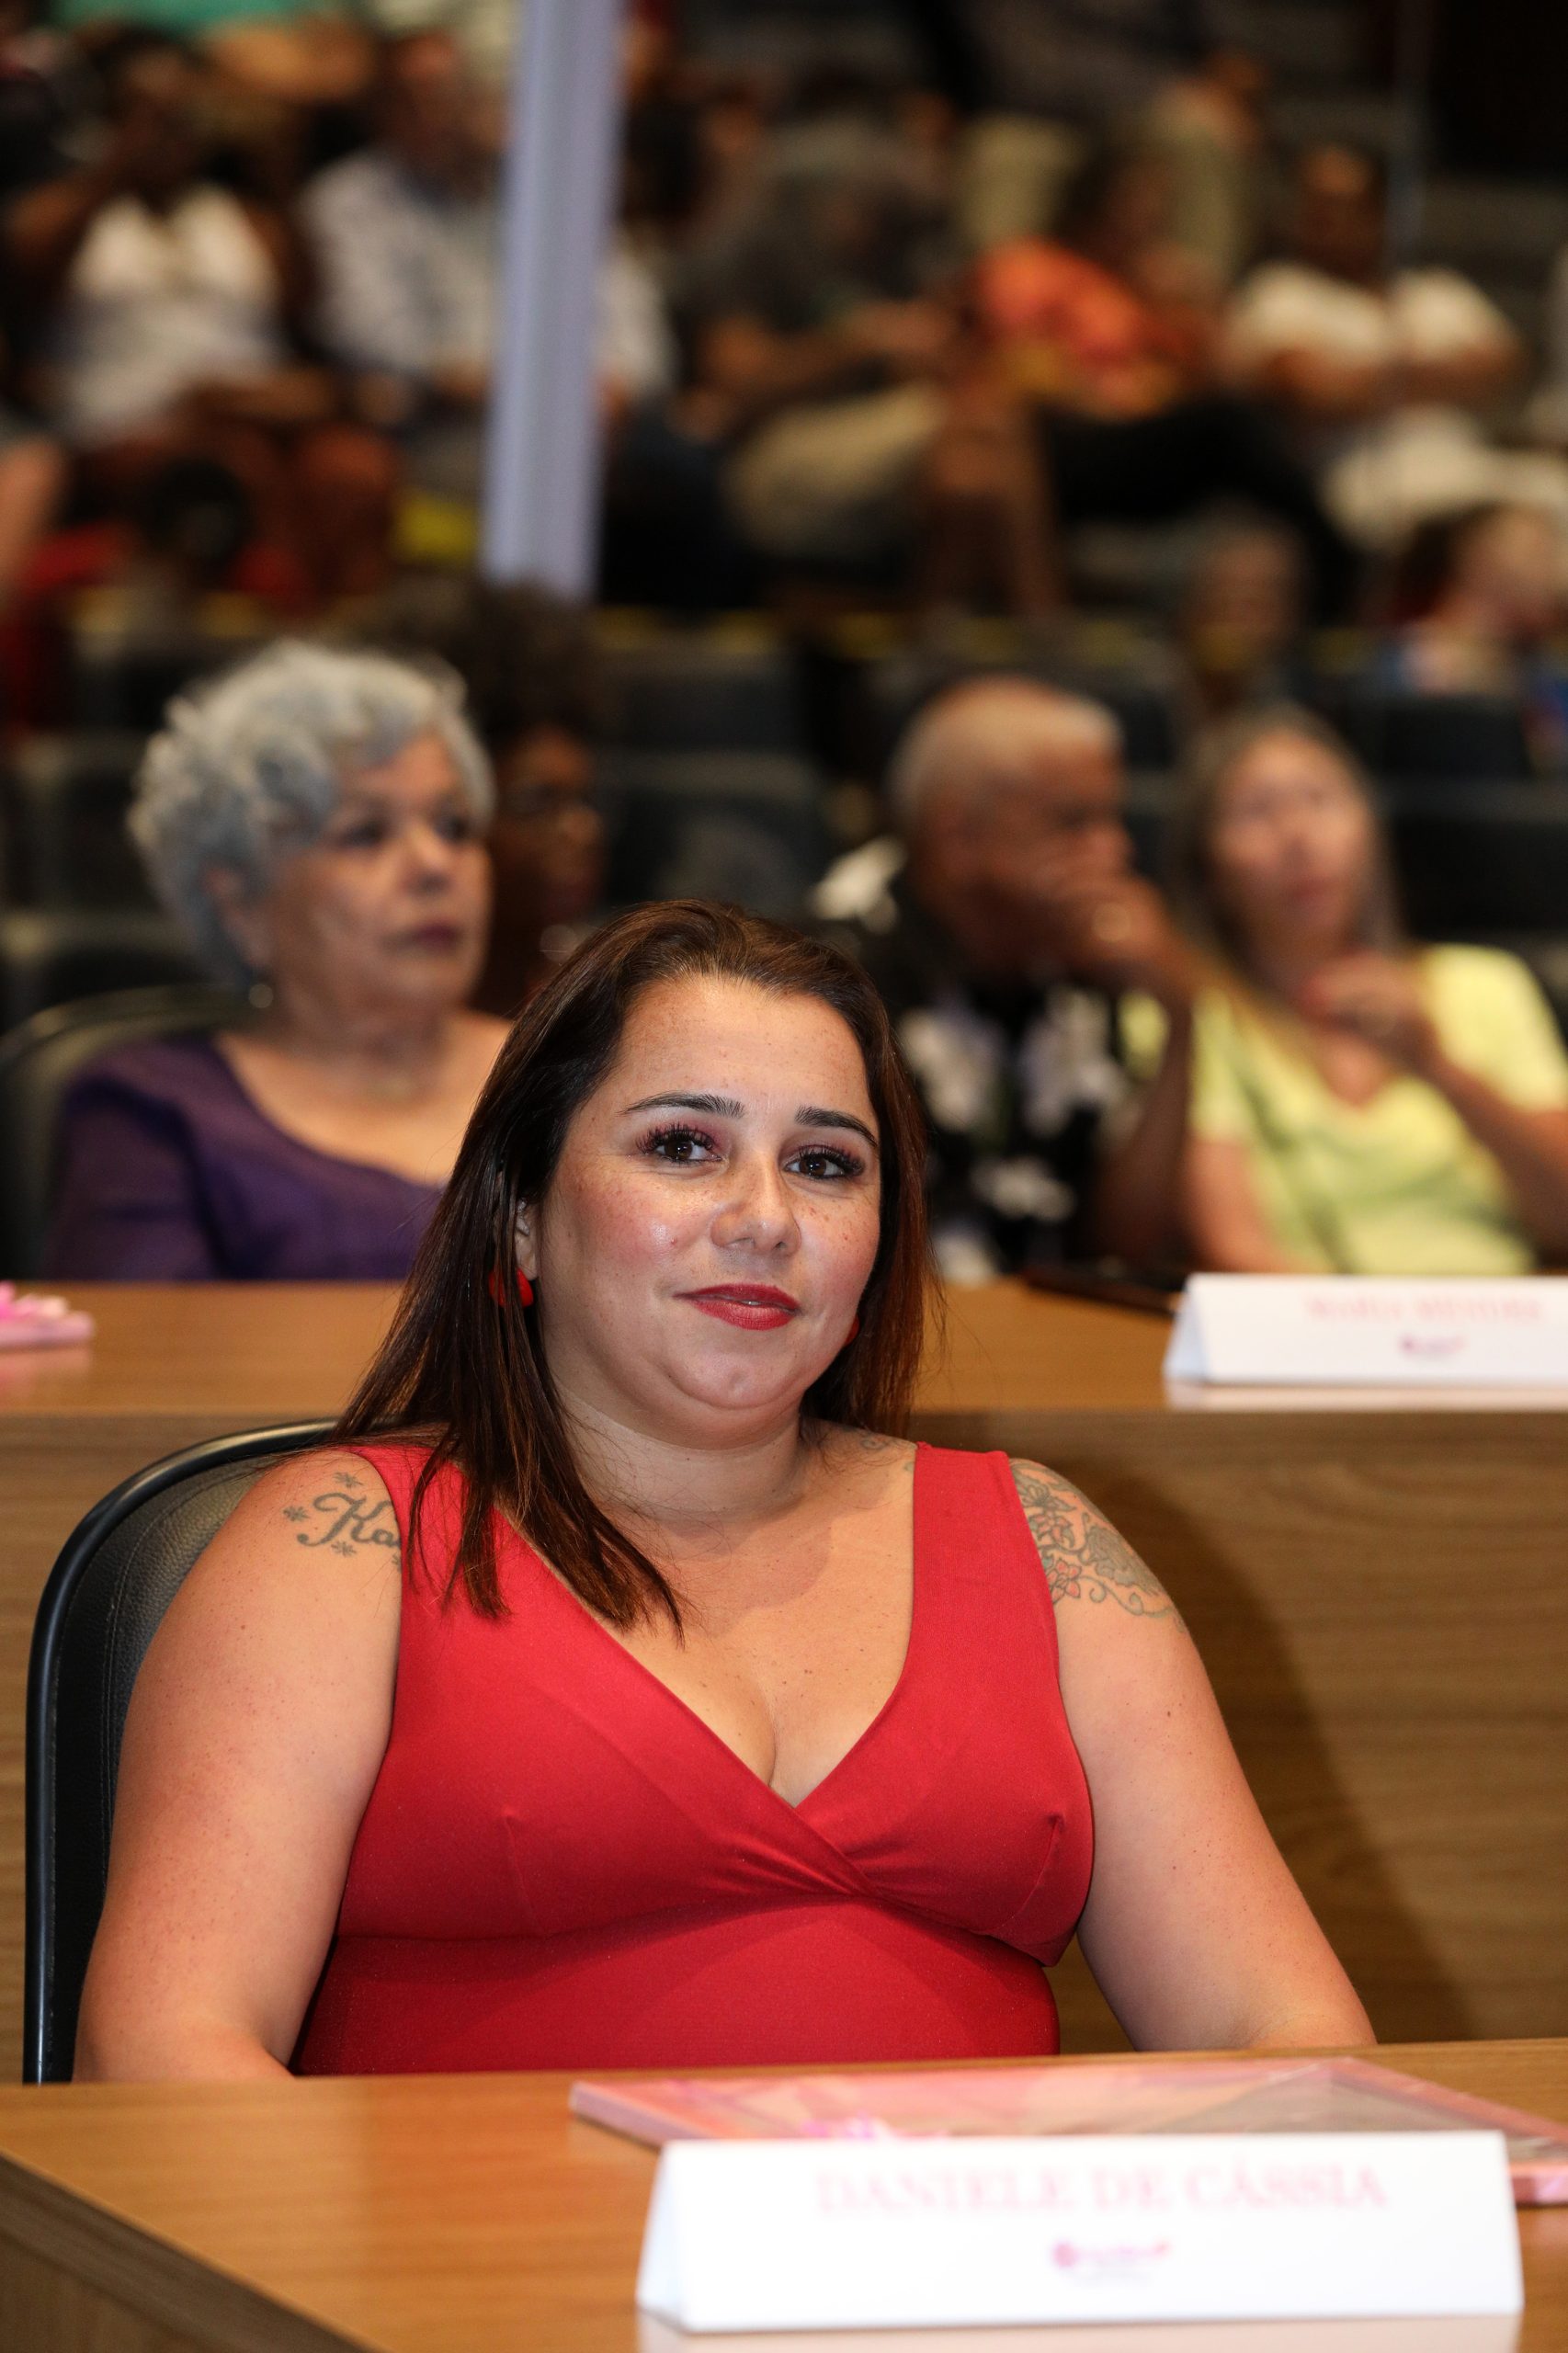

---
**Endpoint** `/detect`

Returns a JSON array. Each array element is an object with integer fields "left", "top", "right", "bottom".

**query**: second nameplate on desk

[{"left": 1164, "top": 1275, "right": 1568, "bottom": 1387}]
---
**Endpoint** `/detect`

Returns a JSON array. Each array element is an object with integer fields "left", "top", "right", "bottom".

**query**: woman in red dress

[{"left": 76, "top": 902, "right": 1369, "bottom": 2077}]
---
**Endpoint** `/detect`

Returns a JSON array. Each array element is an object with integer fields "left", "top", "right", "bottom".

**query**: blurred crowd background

[{"left": 6, "top": 0, "right": 1568, "bottom": 1289}]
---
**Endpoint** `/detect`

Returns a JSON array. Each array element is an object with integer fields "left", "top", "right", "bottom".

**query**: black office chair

[
  {"left": 25, "top": 1421, "right": 331, "bottom": 2083},
  {"left": 0, "top": 980, "right": 244, "bottom": 1276}
]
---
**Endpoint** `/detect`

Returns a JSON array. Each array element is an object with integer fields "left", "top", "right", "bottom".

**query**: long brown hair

[
  {"left": 335, "top": 901, "right": 935, "bottom": 1628},
  {"left": 1165, "top": 704, "right": 1406, "bottom": 982}
]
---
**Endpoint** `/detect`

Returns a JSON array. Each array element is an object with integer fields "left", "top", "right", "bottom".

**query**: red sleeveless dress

[{"left": 293, "top": 1441, "right": 1093, "bottom": 2075}]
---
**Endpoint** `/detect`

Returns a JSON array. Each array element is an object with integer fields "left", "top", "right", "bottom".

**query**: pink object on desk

[
  {"left": 571, "top": 2055, "right": 1568, "bottom": 2207},
  {"left": 0, "top": 1284, "right": 95, "bottom": 1350}
]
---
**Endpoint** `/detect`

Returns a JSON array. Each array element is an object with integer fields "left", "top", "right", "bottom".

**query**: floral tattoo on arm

[
  {"left": 1009, "top": 1460, "right": 1176, "bottom": 1620},
  {"left": 280, "top": 1466, "right": 401, "bottom": 1568}
]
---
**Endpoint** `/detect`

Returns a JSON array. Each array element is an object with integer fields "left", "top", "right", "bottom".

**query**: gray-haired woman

[{"left": 46, "top": 641, "right": 505, "bottom": 1279}]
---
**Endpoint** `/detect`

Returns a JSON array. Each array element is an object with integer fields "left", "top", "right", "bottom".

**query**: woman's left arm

[
  {"left": 1010, "top": 1461, "right": 1373, "bottom": 2051},
  {"left": 1305, "top": 954, "right": 1568, "bottom": 1259},
  {"left": 1411, "top": 1060, "right": 1568, "bottom": 1260}
]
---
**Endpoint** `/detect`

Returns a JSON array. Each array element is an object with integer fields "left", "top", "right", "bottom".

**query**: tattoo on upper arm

[
  {"left": 1008, "top": 1461, "right": 1176, "bottom": 1620},
  {"left": 281, "top": 1469, "right": 402, "bottom": 1567}
]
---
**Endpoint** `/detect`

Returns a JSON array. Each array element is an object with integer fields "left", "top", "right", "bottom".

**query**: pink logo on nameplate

[{"left": 1052, "top": 2238, "right": 1173, "bottom": 2281}]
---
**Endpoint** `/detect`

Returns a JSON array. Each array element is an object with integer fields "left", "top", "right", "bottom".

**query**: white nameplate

[
  {"left": 635, "top": 2131, "right": 1521, "bottom": 2333},
  {"left": 1165, "top": 1275, "right": 1568, "bottom": 1388}
]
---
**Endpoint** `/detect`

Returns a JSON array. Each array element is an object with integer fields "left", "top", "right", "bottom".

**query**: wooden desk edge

[{"left": 0, "top": 2144, "right": 350, "bottom": 2353}]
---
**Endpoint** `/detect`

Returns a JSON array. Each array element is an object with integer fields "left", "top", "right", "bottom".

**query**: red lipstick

[{"left": 683, "top": 1285, "right": 801, "bottom": 1331}]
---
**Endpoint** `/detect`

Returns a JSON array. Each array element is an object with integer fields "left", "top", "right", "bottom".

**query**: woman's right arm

[
  {"left": 74, "top": 1452, "right": 402, "bottom": 2080},
  {"left": 1180, "top": 1135, "right": 1306, "bottom": 1273}
]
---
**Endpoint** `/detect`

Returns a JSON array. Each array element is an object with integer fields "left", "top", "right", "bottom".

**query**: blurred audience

[
  {"left": 46, "top": 641, "right": 504, "bottom": 1280},
  {"left": 1225, "top": 144, "right": 1549, "bottom": 551},
  {"left": 0, "top": 395, "right": 63, "bottom": 616},
  {"left": 305, "top": 28, "right": 677, "bottom": 506},
  {"left": 1136, "top": 709, "right": 1568, "bottom": 1272},
  {"left": 813, "top": 676, "right": 1197, "bottom": 1280},
  {"left": 674, "top": 102, "right": 1059, "bottom": 610},
  {"left": 1380, "top": 501, "right": 1568, "bottom": 767},
  {"left": 302, "top": 28, "right": 498, "bottom": 496},
  {"left": 1174, "top": 516, "right": 1309, "bottom": 723},
  {"left": 972, "top": 137, "right": 1356, "bottom": 617},
  {"left": 48, "top": 0, "right": 369, "bottom": 110},
  {"left": 0, "top": 450, "right": 308, "bottom": 723},
  {"left": 6, "top": 33, "right": 396, "bottom": 600},
  {"left": 426, "top": 578, "right": 608, "bottom": 1017},
  {"left": 1137, "top": 47, "right": 1269, "bottom": 289}
]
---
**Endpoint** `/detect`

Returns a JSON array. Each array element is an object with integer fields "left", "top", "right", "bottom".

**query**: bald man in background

[{"left": 813, "top": 678, "right": 1195, "bottom": 1280}]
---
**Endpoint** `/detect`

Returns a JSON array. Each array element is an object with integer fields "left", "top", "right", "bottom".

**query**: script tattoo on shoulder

[
  {"left": 280, "top": 1465, "right": 401, "bottom": 1567},
  {"left": 1008, "top": 1461, "right": 1176, "bottom": 1620}
]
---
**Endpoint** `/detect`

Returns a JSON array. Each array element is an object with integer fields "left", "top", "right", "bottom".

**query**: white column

[{"left": 482, "top": 0, "right": 627, "bottom": 592}]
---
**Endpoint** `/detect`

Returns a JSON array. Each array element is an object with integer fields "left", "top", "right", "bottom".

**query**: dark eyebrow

[
  {"left": 625, "top": 1092, "right": 746, "bottom": 1119},
  {"left": 623, "top": 1092, "right": 879, "bottom": 1153},
  {"left": 796, "top": 1105, "right": 879, "bottom": 1153}
]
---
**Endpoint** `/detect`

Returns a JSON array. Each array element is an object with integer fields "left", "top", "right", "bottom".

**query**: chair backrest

[
  {"left": 1384, "top": 783, "right": 1568, "bottom": 937},
  {"left": 1330, "top": 687, "right": 1535, "bottom": 783},
  {"left": 0, "top": 981, "right": 244, "bottom": 1277},
  {"left": 0, "top": 906, "right": 207, "bottom": 1036},
  {"left": 26, "top": 1421, "right": 331, "bottom": 2082},
  {"left": 854, "top": 645, "right": 1181, "bottom": 777},
  {"left": 598, "top": 748, "right": 829, "bottom": 917},
  {"left": 4, "top": 732, "right": 151, "bottom": 908},
  {"left": 597, "top": 632, "right": 810, "bottom": 755}
]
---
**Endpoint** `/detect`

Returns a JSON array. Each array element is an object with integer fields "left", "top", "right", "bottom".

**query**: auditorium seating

[
  {"left": 1322, "top": 686, "right": 1538, "bottom": 785},
  {"left": 67, "top": 618, "right": 267, "bottom": 733},
  {"left": 0, "top": 911, "right": 203, "bottom": 1037},
  {"left": 4, "top": 734, "right": 149, "bottom": 909},
  {"left": 598, "top": 747, "right": 829, "bottom": 917},
  {"left": 596, "top": 625, "right": 811, "bottom": 756},
  {"left": 850, "top": 636, "right": 1182, "bottom": 777}
]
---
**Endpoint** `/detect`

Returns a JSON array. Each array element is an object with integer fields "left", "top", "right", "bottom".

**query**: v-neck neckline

[{"left": 515, "top": 1442, "right": 927, "bottom": 1823}]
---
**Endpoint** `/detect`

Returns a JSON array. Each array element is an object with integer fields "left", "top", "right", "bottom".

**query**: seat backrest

[
  {"left": 1384, "top": 783, "right": 1568, "bottom": 937},
  {"left": 26, "top": 1422, "right": 331, "bottom": 2082},
  {"left": 4, "top": 732, "right": 151, "bottom": 908},
  {"left": 598, "top": 749, "right": 829, "bottom": 917},
  {"left": 597, "top": 634, "right": 809, "bottom": 755},
  {"left": 1331, "top": 687, "right": 1535, "bottom": 783},
  {"left": 0, "top": 906, "right": 206, "bottom": 1036},
  {"left": 855, "top": 646, "right": 1180, "bottom": 776},
  {"left": 0, "top": 981, "right": 244, "bottom": 1277}
]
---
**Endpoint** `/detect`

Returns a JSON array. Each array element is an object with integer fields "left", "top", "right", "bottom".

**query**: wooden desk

[
  {"left": 0, "top": 1283, "right": 1564, "bottom": 2075},
  {"left": 0, "top": 2041, "right": 1563, "bottom": 2351}
]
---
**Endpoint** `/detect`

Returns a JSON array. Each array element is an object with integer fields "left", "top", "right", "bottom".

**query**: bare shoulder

[
  {"left": 187, "top": 1448, "right": 403, "bottom": 1620},
  {"left": 1007, "top": 1458, "right": 1177, "bottom": 1622}
]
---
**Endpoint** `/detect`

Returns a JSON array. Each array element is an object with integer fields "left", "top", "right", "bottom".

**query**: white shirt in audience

[
  {"left": 46, "top": 188, "right": 286, "bottom": 447},
  {"left": 1224, "top": 260, "right": 1551, "bottom": 545}
]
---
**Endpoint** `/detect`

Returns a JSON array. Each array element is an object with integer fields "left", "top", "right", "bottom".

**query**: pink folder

[{"left": 571, "top": 2055, "right": 1568, "bottom": 2206}]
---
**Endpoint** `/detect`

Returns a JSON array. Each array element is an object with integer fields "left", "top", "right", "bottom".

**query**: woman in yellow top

[{"left": 1137, "top": 707, "right": 1568, "bottom": 1273}]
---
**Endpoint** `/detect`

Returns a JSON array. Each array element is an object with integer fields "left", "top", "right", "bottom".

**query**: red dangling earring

[{"left": 487, "top": 1267, "right": 536, "bottom": 1308}]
